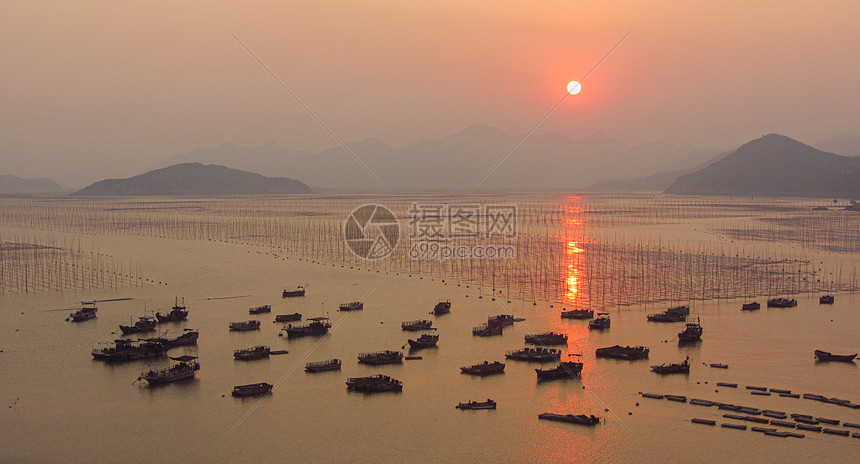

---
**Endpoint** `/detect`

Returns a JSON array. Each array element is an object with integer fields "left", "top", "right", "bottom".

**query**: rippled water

[{"left": 1, "top": 195, "right": 858, "bottom": 463}]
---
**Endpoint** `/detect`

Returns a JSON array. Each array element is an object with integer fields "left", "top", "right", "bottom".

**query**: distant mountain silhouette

[
  {"left": 665, "top": 134, "right": 860, "bottom": 199},
  {"left": 73, "top": 163, "right": 312, "bottom": 196},
  {"left": 155, "top": 124, "right": 714, "bottom": 190},
  {"left": 0, "top": 174, "right": 64, "bottom": 194},
  {"left": 815, "top": 133, "right": 860, "bottom": 157},
  {"left": 589, "top": 151, "right": 730, "bottom": 192}
]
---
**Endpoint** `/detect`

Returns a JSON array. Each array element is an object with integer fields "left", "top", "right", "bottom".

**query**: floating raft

[
  {"left": 769, "top": 388, "right": 791, "bottom": 394},
  {"left": 718, "top": 404, "right": 741, "bottom": 411},
  {"left": 844, "top": 422, "right": 860, "bottom": 429},
  {"left": 770, "top": 420, "right": 796, "bottom": 428},
  {"left": 690, "top": 399, "right": 714, "bottom": 406},
  {"left": 816, "top": 417, "right": 840, "bottom": 425},
  {"left": 665, "top": 395, "right": 687, "bottom": 403},
  {"left": 723, "top": 414, "right": 746, "bottom": 421},
  {"left": 270, "top": 350, "right": 289, "bottom": 355},
  {"left": 852, "top": 432, "right": 860, "bottom": 439},
  {"left": 796, "top": 424, "right": 822, "bottom": 432},
  {"left": 779, "top": 393, "right": 800, "bottom": 398},
  {"left": 763, "top": 410, "right": 787, "bottom": 419},
  {"left": 794, "top": 417, "right": 819, "bottom": 425},
  {"left": 751, "top": 427, "right": 777, "bottom": 433},
  {"left": 641, "top": 393, "right": 664, "bottom": 399},
  {"left": 823, "top": 428, "right": 849, "bottom": 437},
  {"left": 721, "top": 423, "right": 747, "bottom": 430},
  {"left": 404, "top": 356, "right": 423, "bottom": 360},
  {"left": 691, "top": 418, "right": 716, "bottom": 425},
  {"left": 716, "top": 382, "right": 738, "bottom": 388},
  {"left": 746, "top": 385, "right": 768, "bottom": 391},
  {"left": 742, "top": 416, "right": 770, "bottom": 424},
  {"left": 737, "top": 407, "right": 761, "bottom": 415},
  {"left": 765, "top": 431, "right": 789, "bottom": 438},
  {"left": 751, "top": 391, "right": 772, "bottom": 396}
]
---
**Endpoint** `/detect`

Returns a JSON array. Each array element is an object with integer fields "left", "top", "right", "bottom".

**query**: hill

[
  {"left": 0, "top": 175, "right": 64, "bottom": 194},
  {"left": 73, "top": 163, "right": 312, "bottom": 196},
  {"left": 665, "top": 134, "right": 860, "bottom": 199}
]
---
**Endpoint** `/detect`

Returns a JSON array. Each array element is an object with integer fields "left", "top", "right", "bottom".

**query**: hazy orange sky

[{"left": 2, "top": 1, "right": 858, "bottom": 186}]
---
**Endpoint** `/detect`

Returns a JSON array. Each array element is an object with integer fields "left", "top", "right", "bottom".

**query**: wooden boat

[
  {"left": 647, "top": 311, "right": 686, "bottom": 322},
  {"left": 119, "top": 316, "right": 157, "bottom": 335},
  {"left": 487, "top": 314, "right": 515, "bottom": 327},
  {"left": 741, "top": 302, "right": 761, "bottom": 311},
  {"left": 248, "top": 305, "right": 271, "bottom": 315},
  {"left": 92, "top": 339, "right": 165, "bottom": 362},
  {"left": 69, "top": 301, "right": 98, "bottom": 322},
  {"left": 156, "top": 297, "right": 188, "bottom": 322},
  {"left": 472, "top": 323, "right": 503, "bottom": 336},
  {"left": 283, "top": 317, "right": 331, "bottom": 338},
  {"left": 401, "top": 320, "right": 433, "bottom": 331},
  {"left": 560, "top": 309, "right": 593, "bottom": 320},
  {"left": 346, "top": 374, "right": 402, "bottom": 392},
  {"left": 524, "top": 332, "right": 568, "bottom": 345},
  {"left": 140, "top": 329, "right": 199, "bottom": 349},
  {"left": 274, "top": 313, "right": 302, "bottom": 322},
  {"left": 595, "top": 345, "right": 649, "bottom": 360},
  {"left": 460, "top": 361, "right": 505, "bottom": 376},
  {"left": 535, "top": 361, "right": 583, "bottom": 380},
  {"left": 229, "top": 320, "right": 261, "bottom": 331},
  {"left": 305, "top": 358, "right": 341, "bottom": 372},
  {"left": 678, "top": 318, "right": 703, "bottom": 342},
  {"left": 667, "top": 305, "right": 690, "bottom": 316},
  {"left": 456, "top": 399, "right": 496, "bottom": 410},
  {"left": 232, "top": 382, "right": 273, "bottom": 397},
  {"left": 651, "top": 356, "right": 690, "bottom": 374},
  {"left": 339, "top": 301, "right": 363, "bottom": 311},
  {"left": 138, "top": 355, "right": 199, "bottom": 384},
  {"left": 357, "top": 350, "right": 403, "bottom": 365},
  {"left": 767, "top": 298, "right": 797, "bottom": 308},
  {"left": 814, "top": 350, "right": 857, "bottom": 362},
  {"left": 819, "top": 295, "right": 835, "bottom": 304},
  {"left": 282, "top": 286, "right": 305, "bottom": 297},
  {"left": 588, "top": 313, "right": 610, "bottom": 330},
  {"left": 407, "top": 334, "right": 439, "bottom": 349},
  {"left": 433, "top": 301, "right": 451, "bottom": 315},
  {"left": 505, "top": 347, "right": 562, "bottom": 363},
  {"left": 710, "top": 363, "right": 729, "bottom": 369},
  {"left": 538, "top": 413, "right": 599, "bottom": 426},
  {"left": 234, "top": 345, "right": 271, "bottom": 360}
]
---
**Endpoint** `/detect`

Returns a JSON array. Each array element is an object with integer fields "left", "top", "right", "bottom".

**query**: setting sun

[{"left": 567, "top": 81, "right": 582, "bottom": 95}]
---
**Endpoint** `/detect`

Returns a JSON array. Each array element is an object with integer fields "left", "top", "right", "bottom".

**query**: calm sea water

[{"left": 1, "top": 195, "right": 858, "bottom": 463}]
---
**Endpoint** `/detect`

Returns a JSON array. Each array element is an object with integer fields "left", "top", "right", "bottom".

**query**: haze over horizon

[{"left": 3, "top": 1, "right": 859, "bottom": 187}]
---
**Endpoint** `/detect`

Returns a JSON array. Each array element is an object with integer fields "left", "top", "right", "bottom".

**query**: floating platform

[
  {"left": 823, "top": 428, "right": 849, "bottom": 437},
  {"left": 844, "top": 422, "right": 860, "bottom": 429},
  {"left": 746, "top": 385, "right": 768, "bottom": 391},
  {"left": 769, "top": 388, "right": 791, "bottom": 394},
  {"left": 770, "top": 420, "right": 796, "bottom": 428},
  {"left": 721, "top": 423, "right": 747, "bottom": 430},
  {"left": 779, "top": 393, "right": 800, "bottom": 398},
  {"left": 751, "top": 391, "right": 772, "bottom": 396},
  {"left": 691, "top": 418, "right": 716, "bottom": 425},
  {"left": 751, "top": 427, "right": 777, "bottom": 433},
  {"left": 665, "top": 395, "right": 687, "bottom": 403},
  {"left": 716, "top": 382, "right": 738, "bottom": 388},
  {"left": 641, "top": 393, "right": 664, "bottom": 399},
  {"left": 796, "top": 424, "right": 822, "bottom": 432},
  {"left": 690, "top": 399, "right": 714, "bottom": 406}
]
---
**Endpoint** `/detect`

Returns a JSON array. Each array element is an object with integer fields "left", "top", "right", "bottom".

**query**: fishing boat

[
  {"left": 69, "top": 301, "right": 98, "bottom": 322},
  {"left": 433, "top": 301, "right": 451, "bottom": 315},
  {"left": 647, "top": 311, "right": 686, "bottom": 322},
  {"left": 248, "top": 305, "right": 271, "bottom": 315},
  {"left": 538, "top": 413, "right": 600, "bottom": 426},
  {"left": 472, "top": 323, "right": 503, "bottom": 336},
  {"left": 156, "top": 297, "right": 188, "bottom": 322},
  {"left": 651, "top": 356, "right": 691, "bottom": 374},
  {"left": 401, "top": 320, "right": 433, "bottom": 331},
  {"left": 667, "top": 305, "right": 690, "bottom": 316},
  {"left": 357, "top": 350, "right": 403, "bottom": 365},
  {"left": 229, "top": 320, "right": 261, "bottom": 331},
  {"left": 505, "top": 347, "right": 562, "bottom": 363},
  {"left": 560, "top": 309, "right": 593, "bottom": 320},
  {"left": 460, "top": 361, "right": 505, "bottom": 376},
  {"left": 232, "top": 382, "right": 273, "bottom": 397},
  {"left": 274, "top": 313, "right": 302, "bottom": 322},
  {"left": 595, "top": 345, "right": 649, "bottom": 360},
  {"left": 284, "top": 317, "right": 331, "bottom": 338},
  {"left": 408, "top": 333, "right": 439, "bottom": 349},
  {"left": 305, "top": 358, "right": 341, "bottom": 372},
  {"left": 487, "top": 314, "right": 515, "bottom": 327},
  {"left": 138, "top": 355, "right": 199, "bottom": 384},
  {"left": 535, "top": 361, "right": 583, "bottom": 380},
  {"left": 346, "top": 374, "right": 402, "bottom": 392},
  {"left": 282, "top": 286, "right": 305, "bottom": 297},
  {"left": 814, "top": 350, "right": 857, "bottom": 362},
  {"left": 119, "top": 316, "right": 157, "bottom": 335},
  {"left": 588, "top": 313, "right": 611, "bottom": 330},
  {"left": 234, "top": 345, "right": 271, "bottom": 360},
  {"left": 92, "top": 339, "right": 166, "bottom": 362},
  {"left": 819, "top": 295, "right": 835, "bottom": 304},
  {"left": 141, "top": 329, "right": 199, "bottom": 349},
  {"left": 339, "top": 301, "right": 363, "bottom": 312},
  {"left": 741, "top": 302, "right": 761, "bottom": 311},
  {"left": 524, "top": 332, "right": 568, "bottom": 345},
  {"left": 767, "top": 298, "right": 797, "bottom": 308},
  {"left": 456, "top": 399, "right": 497, "bottom": 410},
  {"left": 678, "top": 318, "right": 703, "bottom": 343}
]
